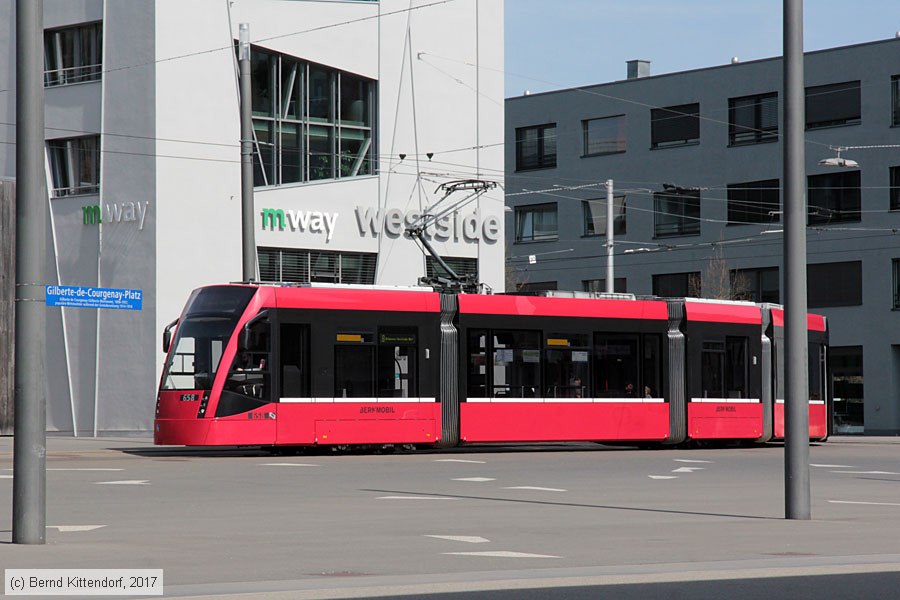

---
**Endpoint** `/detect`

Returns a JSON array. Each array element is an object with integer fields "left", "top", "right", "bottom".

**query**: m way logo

[{"left": 261, "top": 208, "right": 338, "bottom": 242}]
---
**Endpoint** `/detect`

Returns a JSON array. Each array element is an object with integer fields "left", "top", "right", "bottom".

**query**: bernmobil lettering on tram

[{"left": 360, "top": 406, "right": 395, "bottom": 414}]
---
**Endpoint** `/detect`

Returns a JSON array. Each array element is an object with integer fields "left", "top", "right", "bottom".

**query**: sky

[{"left": 505, "top": 0, "right": 900, "bottom": 97}]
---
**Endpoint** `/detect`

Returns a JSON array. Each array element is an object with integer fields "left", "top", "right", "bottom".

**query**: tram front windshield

[{"left": 160, "top": 286, "right": 256, "bottom": 391}]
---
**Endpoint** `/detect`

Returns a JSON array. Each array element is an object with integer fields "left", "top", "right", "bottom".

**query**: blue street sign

[{"left": 45, "top": 285, "right": 143, "bottom": 311}]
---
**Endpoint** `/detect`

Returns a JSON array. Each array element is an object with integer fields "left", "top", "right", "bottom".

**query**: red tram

[{"left": 154, "top": 284, "right": 830, "bottom": 448}]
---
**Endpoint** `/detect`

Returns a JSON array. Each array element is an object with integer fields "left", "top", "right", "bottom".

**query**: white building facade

[{"left": 0, "top": 0, "right": 505, "bottom": 433}]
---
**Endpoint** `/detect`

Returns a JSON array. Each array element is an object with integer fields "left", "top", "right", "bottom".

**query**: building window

[
  {"left": 891, "top": 166, "right": 900, "bottom": 211},
  {"left": 805, "top": 81, "right": 860, "bottom": 130},
  {"left": 731, "top": 267, "right": 779, "bottom": 303},
  {"left": 892, "top": 75, "right": 900, "bottom": 127},
  {"left": 807, "top": 261, "right": 862, "bottom": 308},
  {"left": 807, "top": 171, "right": 860, "bottom": 225},
  {"left": 654, "top": 188, "right": 700, "bottom": 237},
  {"left": 583, "top": 115, "right": 626, "bottom": 156},
  {"left": 515, "top": 203, "right": 558, "bottom": 242},
  {"left": 47, "top": 135, "right": 100, "bottom": 197},
  {"left": 250, "top": 47, "right": 374, "bottom": 187},
  {"left": 515, "top": 124, "right": 556, "bottom": 171},
  {"left": 258, "top": 248, "right": 376, "bottom": 284},
  {"left": 44, "top": 22, "right": 102, "bottom": 87},
  {"left": 583, "top": 197, "right": 626, "bottom": 236},
  {"left": 651, "top": 103, "right": 700, "bottom": 149},
  {"left": 727, "top": 179, "right": 780, "bottom": 224},
  {"left": 425, "top": 256, "right": 477, "bottom": 281},
  {"left": 831, "top": 346, "right": 864, "bottom": 434},
  {"left": 583, "top": 278, "right": 627, "bottom": 294},
  {"left": 652, "top": 272, "right": 701, "bottom": 298},
  {"left": 893, "top": 259, "right": 900, "bottom": 310},
  {"left": 728, "top": 92, "right": 777, "bottom": 145}
]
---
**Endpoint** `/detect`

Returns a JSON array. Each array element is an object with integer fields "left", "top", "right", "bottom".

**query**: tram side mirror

[
  {"left": 238, "top": 310, "right": 269, "bottom": 351},
  {"left": 162, "top": 319, "right": 178, "bottom": 353}
]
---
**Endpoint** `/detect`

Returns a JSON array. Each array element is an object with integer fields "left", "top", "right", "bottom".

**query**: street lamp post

[
  {"left": 239, "top": 23, "right": 256, "bottom": 282},
  {"left": 783, "top": 0, "right": 811, "bottom": 520},
  {"left": 606, "top": 179, "right": 614, "bottom": 293}
]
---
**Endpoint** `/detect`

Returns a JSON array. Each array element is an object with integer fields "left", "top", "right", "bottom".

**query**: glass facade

[{"left": 250, "top": 47, "right": 374, "bottom": 186}]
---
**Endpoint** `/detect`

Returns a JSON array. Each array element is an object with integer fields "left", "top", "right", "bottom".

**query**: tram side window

[
  {"left": 544, "top": 333, "right": 590, "bottom": 398},
  {"left": 701, "top": 337, "right": 748, "bottom": 399},
  {"left": 334, "top": 333, "right": 375, "bottom": 398},
  {"left": 468, "top": 330, "right": 488, "bottom": 398},
  {"left": 280, "top": 323, "right": 309, "bottom": 398},
  {"left": 593, "top": 334, "right": 639, "bottom": 397},
  {"left": 492, "top": 330, "right": 541, "bottom": 398},
  {"left": 701, "top": 341, "right": 725, "bottom": 398},
  {"left": 774, "top": 332, "right": 785, "bottom": 399},
  {"left": 377, "top": 330, "right": 418, "bottom": 398},
  {"left": 726, "top": 337, "right": 748, "bottom": 398},
  {"left": 809, "top": 341, "right": 825, "bottom": 400},
  {"left": 642, "top": 334, "right": 661, "bottom": 398},
  {"left": 224, "top": 317, "right": 271, "bottom": 401}
]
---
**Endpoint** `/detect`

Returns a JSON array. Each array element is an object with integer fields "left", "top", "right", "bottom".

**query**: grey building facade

[{"left": 505, "top": 38, "right": 900, "bottom": 435}]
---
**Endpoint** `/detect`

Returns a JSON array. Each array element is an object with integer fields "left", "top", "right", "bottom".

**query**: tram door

[{"left": 276, "top": 322, "right": 311, "bottom": 444}]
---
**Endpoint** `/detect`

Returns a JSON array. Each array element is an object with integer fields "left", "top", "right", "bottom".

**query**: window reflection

[{"left": 247, "top": 46, "right": 374, "bottom": 186}]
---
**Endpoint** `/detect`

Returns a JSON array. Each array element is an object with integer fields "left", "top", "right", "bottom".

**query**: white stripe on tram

[
  {"left": 279, "top": 397, "right": 437, "bottom": 404},
  {"left": 775, "top": 399, "right": 827, "bottom": 405},
  {"left": 690, "top": 398, "right": 761, "bottom": 404},
  {"left": 465, "top": 397, "right": 665, "bottom": 404}
]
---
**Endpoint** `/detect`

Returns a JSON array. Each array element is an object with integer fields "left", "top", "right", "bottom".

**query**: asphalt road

[{"left": 1, "top": 436, "right": 899, "bottom": 599}]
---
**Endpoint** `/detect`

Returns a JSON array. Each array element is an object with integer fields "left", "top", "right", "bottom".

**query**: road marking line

[
  {"left": 673, "top": 459, "right": 714, "bottom": 464},
  {"left": 830, "top": 500, "right": 900, "bottom": 507},
  {"left": 5, "top": 468, "right": 124, "bottom": 471},
  {"left": 443, "top": 551, "right": 560, "bottom": 558},
  {"left": 425, "top": 535, "right": 490, "bottom": 544},
  {"left": 95, "top": 480, "right": 150, "bottom": 485},
  {"left": 830, "top": 470, "right": 900, "bottom": 475},
  {"left": 649, "top": 475, "right": 678, "bottom": 480},
  {"left": 377, "top": 496, "right": 457, "bottom": 500},
  {"left": 672, "top": 467, "right": 705, "bottom": 473},
  {"left": 435, "top": 459, "right": 486, "bottom": 464},
  {"left": 811, "top": 464, "right": 855, "bottom": 468},
  {"left": 0, "top": 475, "right": 12, "bottom": 479},
  {"left": 503, "top": 486, "right": 567, "bottom": 492},
  {"left": 453, "top": 477, "right": 496, "bottom": 482},
  {"left": 50, "top": 468, "right": 125, "bottom": 471},
  {"left": 260, "top": 463, "right": 319, "bottom": 467},
  {"left": 47, "top": 525, "right": 106, "bottom": 532}
]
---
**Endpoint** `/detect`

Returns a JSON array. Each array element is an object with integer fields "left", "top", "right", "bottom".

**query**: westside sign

[
  {"left": 46, "top": 285, "right": 143, "bottom": 311},
  {"left": 355, "top": 208, "right": 500, "bottom": 243},
  {"left": 260, "top": 206, "right": 501, "bottom": 244}
]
